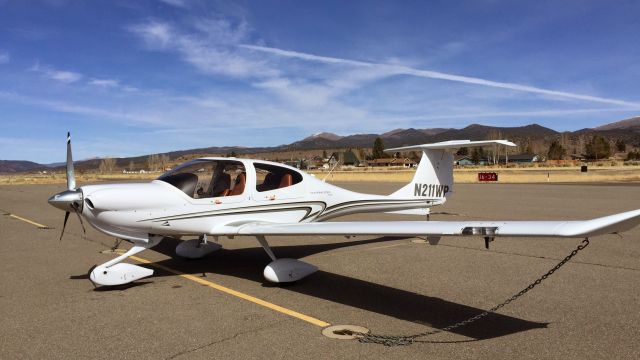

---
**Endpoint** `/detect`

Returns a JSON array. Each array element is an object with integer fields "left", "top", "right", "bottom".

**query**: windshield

[{"left": 157, "top": 159, "right": 246, "bottom": 198}]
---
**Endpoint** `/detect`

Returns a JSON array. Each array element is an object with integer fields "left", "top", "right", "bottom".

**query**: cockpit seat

[
  {"left": 229, "top": 173, "right": 246, "bottom": 196},
  {"left": 211, "top": 173, "right": 231, "bottom": 197}
]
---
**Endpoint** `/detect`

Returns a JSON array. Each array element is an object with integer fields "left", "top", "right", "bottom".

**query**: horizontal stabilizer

[
  {"left": 385, "top": 139, "right": 517, "bottom": 152},
  {"left": 225, "top": 209, "right": 640, "bottom": 238}
]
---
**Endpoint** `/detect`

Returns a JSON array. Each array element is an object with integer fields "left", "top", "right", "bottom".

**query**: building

[
  {"left": 367, "top": 158, "right": 417, "bottom": 168},
  {"left": 454, "top": 155, "right": 476, "bottom": 166},
  {"left": 497, "top": 154, "right": 540, "bottom": 163},
  {"left": 454, "top": 155, "right": 487, "bottom": 165}
]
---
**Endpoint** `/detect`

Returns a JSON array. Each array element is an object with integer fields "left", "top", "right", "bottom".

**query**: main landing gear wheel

[{"left": 256, "top": 236, "right": 317, "bottom": 283}]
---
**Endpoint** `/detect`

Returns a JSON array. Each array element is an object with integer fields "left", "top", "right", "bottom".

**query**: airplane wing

[{"left": 219, "top": 209, "right": 640, "bottom": 238}]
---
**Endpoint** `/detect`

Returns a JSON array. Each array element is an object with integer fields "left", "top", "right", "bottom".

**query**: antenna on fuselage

[{"left": 322, "top": 159, "right": 341, "bottom": 182}]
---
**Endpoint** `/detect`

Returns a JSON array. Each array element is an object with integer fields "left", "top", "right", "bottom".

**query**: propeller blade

[
  {"left": 66, "top": 131, "right": 76, "bottom": 191},
  {"left": 59, "top": 211, "right": 70, "bottom": 241},
  {"left": 72, "top": 202, "right": 86, "bottom": 235}
]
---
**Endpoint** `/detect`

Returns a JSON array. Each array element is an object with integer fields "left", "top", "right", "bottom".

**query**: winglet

[{"left": 558, "top": 209, "right": 640, "bottom": 237}]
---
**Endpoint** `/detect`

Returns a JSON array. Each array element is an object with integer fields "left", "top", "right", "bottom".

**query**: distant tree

[
  {"left": 456, "top": 147, "right": 469, "bottom": 156},
  {"left": 627, "top": 150, "right": 640, "bottom": 160},
  {"left": 471, "top": 147, "right": 485, "bottom": 165},
  {"left": 408, "top": 151, "right": 420, "bottom": 160},
  {"left": 547, "top": 140, "right": 566, "bottom": 160},
  {"left": 486, "top": 129, "right": 502, "bottom": 164},
  {"left": 357, "top": 148, "right": 366, "bottom": 160},
  {"left": 322, "top": 149, "right": 328, "bottom": 159},
  {"left": 372, "top": 137, "right": 385, "bottom": 159},
  {"left": 147, "top": 154, "right": 159, "bottom": 171},
  {"left": 128, "top": 160, "right": 135, "bottom": 171},
  {"left": 230, "top": 151, "right": 237, "bottom": 157},
  {"left": 585, "top": 135, "right": 611, "bottom": 160},
  {"left": 99, "top": 157, "right": 116, "bottom": 174},
  {"left": 524, "top": 144, "right": 533, "bottom": 154},
  {"left": 615, "top": 139, "right": 626, "bottom": 152},
  {"left": 159, "top": 155, "right": 170, "bottom": 170}
]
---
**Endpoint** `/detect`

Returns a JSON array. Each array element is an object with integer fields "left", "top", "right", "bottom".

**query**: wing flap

[{"left": 231, "top": 209, "right": 640, "bottom": 238}]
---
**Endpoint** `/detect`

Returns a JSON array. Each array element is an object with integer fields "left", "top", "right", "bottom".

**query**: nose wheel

[{"left": 89, "top": 235, "right": 162, "bottom": 287}]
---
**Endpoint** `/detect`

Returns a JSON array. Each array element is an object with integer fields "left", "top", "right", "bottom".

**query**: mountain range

[{"left": 2, "top": 116, "right": 640, "bottom": 173}]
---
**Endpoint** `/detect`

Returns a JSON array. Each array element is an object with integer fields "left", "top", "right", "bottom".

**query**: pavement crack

[{"left": 164, "top": 319, "right": 289, "bottom": 360}]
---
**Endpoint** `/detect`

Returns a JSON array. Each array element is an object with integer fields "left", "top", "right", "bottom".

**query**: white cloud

[
  {"left": 252, "top": 78, "right": 338, "bottom": 107},
  {"left": 159, "top": 0, "right": 188, "bottom": 8},
  {"left": 29, "top": 61, "right": 83, "bottom": 83},
  {"left": 89, "top": 78, "right": 120, "bottom": 87},
  {"left": 0, "top": 51, "right": 9, "bottom": 64},
  {"left": 130, "top": 21, "right": 172, "bottom": 48},
  {"left": 49, "top": 70, "right": 82, "bottom": 83},
  {"left": 0, "top": 91, "right": 164, "bottom": 125},
  {"left": 241, "top": 44, "right": 640, "bottom": 108},
  {"left": 384, "top": 108, "right": 640, "bottom": 122},
  {"left": 129, "top": 19, "right": 277, "bottom": 78}
]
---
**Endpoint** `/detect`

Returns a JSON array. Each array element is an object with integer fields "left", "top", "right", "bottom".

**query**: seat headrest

[
  {"left": 279, "top": 173, "right": 293, "bottom": 188},
  {"left": 229, "top": 173, "right": 246, "bottom": 196}
]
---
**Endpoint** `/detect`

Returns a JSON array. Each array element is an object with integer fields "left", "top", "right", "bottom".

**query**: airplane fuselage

[{"left": 78, "top": 158, "right": 438, "bottom": 242}]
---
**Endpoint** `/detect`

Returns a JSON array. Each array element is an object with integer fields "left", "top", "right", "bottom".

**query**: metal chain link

[{"left": 350, "top": 238, "right": 590, "bottom": 346}]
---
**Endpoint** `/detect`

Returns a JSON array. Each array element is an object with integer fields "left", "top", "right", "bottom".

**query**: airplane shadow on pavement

[{"left": 104, "top": 236, "right": 548, "bottom": 341}]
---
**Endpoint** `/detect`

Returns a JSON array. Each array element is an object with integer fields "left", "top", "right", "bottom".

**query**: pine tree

[
  {"left": 547, "top": 140, "right": 566, "bottom": 160},
  {"left": 372, "top": 137, "right": 385, "bottom": 159},
  {"left": 585, "top": 135, "right": 611, "bottom": 160}
]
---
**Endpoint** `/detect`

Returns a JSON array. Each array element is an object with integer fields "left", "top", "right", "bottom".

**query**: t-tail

[{"left": 387, "top": 140, "right": 517, "bottom": 206}]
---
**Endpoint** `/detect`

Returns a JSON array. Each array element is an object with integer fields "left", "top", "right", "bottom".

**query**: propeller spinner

[{"left": 48, "top": 132, "right": 86, "bottom": 240}]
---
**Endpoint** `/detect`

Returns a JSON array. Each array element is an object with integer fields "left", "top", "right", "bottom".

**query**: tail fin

[{"left": 387, "top": 140, "right": 516, "bottom": 203}]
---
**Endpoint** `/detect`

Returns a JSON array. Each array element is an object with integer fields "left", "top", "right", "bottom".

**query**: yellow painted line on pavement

[
  {"left": 7, "top": 213, "right": 50, "bottom": 229},
  {"left": 129, "top": 255, "right": 331, "bottom": 328}
]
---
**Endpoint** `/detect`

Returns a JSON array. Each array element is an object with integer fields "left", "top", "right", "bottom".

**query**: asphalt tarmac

[{"left": 1, "top": 182, "right": 639, "bottom": 359}]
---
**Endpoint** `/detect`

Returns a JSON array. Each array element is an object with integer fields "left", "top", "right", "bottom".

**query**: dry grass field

[
  {"left": 0, "top": 172, "right": 160, "bottom": 185},
  {"left": 3, "top": 164, "right": 640, "bottom": 185}
]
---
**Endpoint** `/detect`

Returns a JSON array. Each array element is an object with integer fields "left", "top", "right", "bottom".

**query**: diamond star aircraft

[{"left": 48, "top": 133, "right": 640, "bottom": 286}]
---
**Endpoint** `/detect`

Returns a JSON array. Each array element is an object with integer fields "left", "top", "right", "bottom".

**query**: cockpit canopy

[
  {"left": 157, "top": 159, "right": 303, "bottom": 198},
  {"left": 157, "top": 159, "right": 246, "bottom": 198}
]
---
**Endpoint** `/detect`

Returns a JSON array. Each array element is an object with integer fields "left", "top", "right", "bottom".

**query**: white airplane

[{"left": 48, "top": 133, "right": 640, "bottom": 287}]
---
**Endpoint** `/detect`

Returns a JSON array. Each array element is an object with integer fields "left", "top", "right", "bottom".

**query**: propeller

[
  {"left": 59, "top": 211, "right": 70, "bottom": 241},
  {"left": 48, "top": 132, "right": 85, "bottom": 241},
  {"left": 66, "top": 131, "right": 76, "bottom": 191}
]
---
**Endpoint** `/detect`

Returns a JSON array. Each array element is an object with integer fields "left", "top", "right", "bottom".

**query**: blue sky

[{"left": 1, "top": 0, "right": 639, "bottom": 163}]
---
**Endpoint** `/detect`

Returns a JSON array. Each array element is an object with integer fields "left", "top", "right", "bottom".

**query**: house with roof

[
  {"left": 497, "top": 154, "right": 541, "bottom": 163},
  {"left": 367, "top": 158, "right": 417, "bottom": 168}
]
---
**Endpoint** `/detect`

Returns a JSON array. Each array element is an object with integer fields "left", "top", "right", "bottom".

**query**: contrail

[{"left": 240, "top": 44, "right": 640, "bottom": 108}]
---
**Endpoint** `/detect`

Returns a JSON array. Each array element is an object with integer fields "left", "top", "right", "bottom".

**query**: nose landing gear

[{"left": 89, "top": 235, "right": 162, "bottom": 286}]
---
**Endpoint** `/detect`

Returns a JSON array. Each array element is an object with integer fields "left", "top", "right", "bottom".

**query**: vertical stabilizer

[
  {"left": 390, "top": 150, "right": 453, "bottom": 203},
  {"left": 386, "top": 140, "right": 516, "bottom": 204}
]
